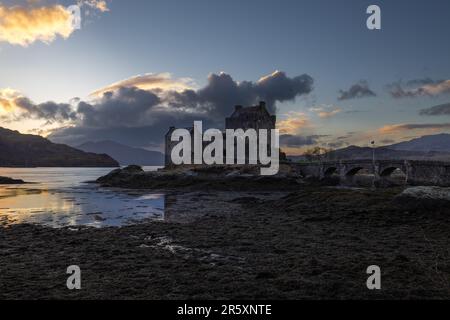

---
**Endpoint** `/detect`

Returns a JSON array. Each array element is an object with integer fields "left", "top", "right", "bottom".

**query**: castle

[{"left": 165, "top": 101, "right": 276, "bottom": 166}]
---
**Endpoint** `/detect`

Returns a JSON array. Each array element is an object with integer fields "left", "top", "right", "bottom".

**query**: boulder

[
  {"left": 394, "top": 186, "right": 450, "bottom": 211},
  {"left": 96, "top": 165, "right": 145, "bottom": 186}
]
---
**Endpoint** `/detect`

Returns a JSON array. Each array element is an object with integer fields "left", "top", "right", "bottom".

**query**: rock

[
  {"left": 96, "top": 165, "right": 145, "bottom": 186},
  {"left": 122, "top": 165, "right": 145, "bottom": 174},
  {"left": 0, "top": 176, "right": 26, "bottom": 184},
  {"left": 96, "top": 165, "right": 304, "bottom": 190},
  {"left": 394, "top": 186, "right": 450, "bottom": 211},
  {"left": 94, "top": 215, "right": 106, "bottom": 222}
]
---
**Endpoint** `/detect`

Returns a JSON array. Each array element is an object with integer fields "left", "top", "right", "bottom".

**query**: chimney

[{"left": 259, "top": 101, "right": 266, "bottom": 110}]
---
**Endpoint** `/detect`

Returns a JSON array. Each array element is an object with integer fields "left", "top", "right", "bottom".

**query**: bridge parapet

[
  {"left": 406, "top": 160, "right": 450, "bottom": 187},
  {"left": 289, "top": 159, "right": 450, "bottom": 187}
]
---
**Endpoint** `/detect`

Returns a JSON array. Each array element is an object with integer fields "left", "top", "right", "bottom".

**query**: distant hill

[
  {"left": 387, "top": 133, "right": 450, "bottom": 152},
  {"left": 77, "top": 141, "right": 164, "bottom": 166},
  {"left": 0, "top": 127, "right": 119, "bottom": 167},
  {"left": 288, "top": 133, "right": 450, "bottom": 162},
  {"left": 323, "top": 145, "right": 450, "bottom": 161}
]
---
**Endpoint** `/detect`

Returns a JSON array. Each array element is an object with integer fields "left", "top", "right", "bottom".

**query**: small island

[{"left": 0, "top": 176, "right": 26, "bottom": 184}]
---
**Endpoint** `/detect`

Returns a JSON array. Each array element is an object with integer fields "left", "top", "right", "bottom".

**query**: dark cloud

[
  {"left": 389, "top": 83, "right": 423, "bottom": 99},
  {"left": 47, "top": 71, "right": 314, "bottom": 147},
  {"left": 327, "top": 141, "right": 347, "bottom": 149},
  {"left": 76, "top": 87, "right": 161, "bottom": 127},
  {"left": 388, "top": 79, "right": 450, "bottom": 98},
  {"left": 9, "top": 97, "right": 77, "bottom": 124},
  {"left": 279, "top": 134, "right": 325, "bottom": 148},
  {"left": 419, "top": 103, "right": 450, "bottom": 116},
  {"left": 338, "top": 81, "right": 376, "bottom": 101},
  {"left": 167, "top": 71, "right": 314, "bottom": 117},
  {"left": 406, "top": 78, "right": 444, "bottom": 87}
]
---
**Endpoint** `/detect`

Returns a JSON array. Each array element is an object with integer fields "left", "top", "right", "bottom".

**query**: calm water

[{"left": 0, "top": 167, "right": 165, "bottom": 228}]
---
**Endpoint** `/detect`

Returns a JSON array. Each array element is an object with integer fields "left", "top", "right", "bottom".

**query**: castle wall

[{"left": 165, "top": 102, "right": 277, "bottom": 167}]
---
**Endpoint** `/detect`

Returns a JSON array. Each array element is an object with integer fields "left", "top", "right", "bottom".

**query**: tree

[{"left": 303, "top": 146, "right": 334, "bottom": 162}]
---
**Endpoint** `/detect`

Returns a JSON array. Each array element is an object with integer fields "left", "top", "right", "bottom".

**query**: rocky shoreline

[
  {"left": 1, "top": 185, "right": 450, "bottom": 299},
  {"left": 0, "top": 176, "right": 26, "bottom": 184},
  {"left": 95, "top": 165, "right": 321, "bottom": 191}
]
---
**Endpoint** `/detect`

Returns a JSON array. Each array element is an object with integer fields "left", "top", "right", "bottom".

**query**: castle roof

[{"left": 228, "top": 101, "right": 272, "bottom": 119}]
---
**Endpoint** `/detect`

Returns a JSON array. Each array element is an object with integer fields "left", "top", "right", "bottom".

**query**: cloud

[
  {"left": 91, "top": 73, "right": 195, "bottom": 97},
  {"left": 318, "top": 109, "right": 341, "bottom": 118},
  {"left": 79, "top": 0, "right": 110, "bottom": 12},
  {"left": 379, "top": 123, "right": 450, "bottom": 134},
  {"left": 167, "top": 71, "right": 314, "bottom": 117},
  {"left": 310, "top": 106, "right": 342, "bottom": 118},
  {"left": 0, "top": 88, "right": 22, "bottom": 112},
  {"left": 389, "top": 79, "right": 450, "bottom": 98},
  {"left": 276, "top": 112, "right": 311, "bottom": 135},
  {"left": 326, "top": 141, "right": 347, "bottom": 149},
  {"left": 419, "top": 103, "right": 450, "bottom": 116},
  {"left": 255, "top": 71, "right": 314, "bottom": 108},
  {"left": 0, "top": 88, "right": 77, "bottom": 124},
  {"left": 280, "top": 134, "right": 323, "bottom": 148},
  {"left": 43, "top": 71, "right": 312, "bottom": 147},
  {"left": 338, "top": 81, "right": 376, "bottom": 101},
  {"left": 0, "top": 4, "right": 76, "bottom": 46},
  {"left": 406, "top": 78, "right": 445, "bottom": 87},
  {"left": 78, "top": 86, "right": 162, "bottom": 127}
]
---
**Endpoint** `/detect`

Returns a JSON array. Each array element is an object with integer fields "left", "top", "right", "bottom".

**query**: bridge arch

[
  {"left": 323, "top": 166, "right": 338, "bottom": 177},
  {"left": 378, "top": 163, "right": 407, "bottom": 177},
  {"left": 345, "top": 166, "right": 365, "bottom": 176},
  {"left": 380, "top": 167, "right": 401, "bottom": 177}
]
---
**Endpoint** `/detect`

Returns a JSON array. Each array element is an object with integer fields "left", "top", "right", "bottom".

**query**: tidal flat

[{"left": 1, "top": 186, "right": 450, "bottom": 299}]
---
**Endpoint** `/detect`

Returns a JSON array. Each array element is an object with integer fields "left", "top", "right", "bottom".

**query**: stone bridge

[{"left": 291, "top": 159, "right": 450, "bottom": 187}]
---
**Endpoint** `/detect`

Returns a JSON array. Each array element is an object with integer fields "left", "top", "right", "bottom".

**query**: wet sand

[{"left": 1, "top": 186, "right": 450, "bottom": 299}]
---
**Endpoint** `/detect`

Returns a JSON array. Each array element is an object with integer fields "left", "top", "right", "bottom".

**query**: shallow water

[{"left": 0, "top": 167, "right": 165, "bottom": 228}]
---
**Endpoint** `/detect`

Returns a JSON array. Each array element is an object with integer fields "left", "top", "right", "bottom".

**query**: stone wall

[{"left": 291, "top": 160, "right": 450, "bottom": 187}]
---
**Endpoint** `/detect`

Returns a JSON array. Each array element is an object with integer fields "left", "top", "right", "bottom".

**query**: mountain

[
  {"left": 288, "top": 134, "right": 450, "bottom": 162},
  {"left": 0, "top": 127, "right": 119, "bottom": 167},
  {"left": 77, "top": 141, "right": 165, "bottom": 166},
  {"left": 322, "top": 145, "right": 450, "bottom": 161},
  {"left": 387, "top": 133, "right": 450, "bottom": 152}
]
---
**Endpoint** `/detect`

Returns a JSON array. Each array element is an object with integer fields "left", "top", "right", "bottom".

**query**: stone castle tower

[
  {"left": 225, "top": 101, "right": 276, "bottom": 131},
  {"left": 165, "top": 101, "right": 276, "bottom": 166}
]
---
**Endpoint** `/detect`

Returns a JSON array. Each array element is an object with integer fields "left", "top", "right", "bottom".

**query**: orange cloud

[
  {"left": 318, "top": 108, "right": 341, "bottom": 118},
  {"left": 276, "top": 112, "right": 311, "bottom": 134},
  {"left": 0, "top": 88, "right": 23, "bottom": 112},
  {"left": 421, "top": 80, "right": 450, "bottom": 96},
  {"left": 379, "top": 124, "right": 402, "bottom": 134},
  {"left": 379, "top": 123, "right": 450, "bottom": 134},
  {"left": 309, "top": 105, "right": 342, "bottom": 118},
  {"left": 391, "top": 80, "right": 450, "bottom": 98},
  {"left": 90, "top": 73, "right": 195, "bottom": 97},
  {"left": 0, "top": 4, "right": 77, "bottom": 46},
  {"left": 81, "top": 0, "right": 109, "bottom": 12}
]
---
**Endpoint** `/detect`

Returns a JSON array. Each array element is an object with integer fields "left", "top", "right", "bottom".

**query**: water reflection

[
  {"left": 0, "top": 184, "right": 166, "bottom": 228},
  {"left": 0, "top": 167, "right": 165, "bottom": 228}
]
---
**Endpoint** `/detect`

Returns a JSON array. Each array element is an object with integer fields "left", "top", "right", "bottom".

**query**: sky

[{"left": 0, "top": 0, "right": 450, "bottom": 154}]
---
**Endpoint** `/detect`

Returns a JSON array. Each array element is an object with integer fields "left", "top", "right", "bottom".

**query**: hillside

[
  {"left": 324, "top": 145, "right": 450, "bottom": 161},
  {"left": 77, "top": 141, "right": 164, "bottom": 166},
  {"left": 387, "top": 133, "right": 450, "bottom": 152},
  {"left": 0, "top": 127, "right": 119, "bottom": 167}
]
